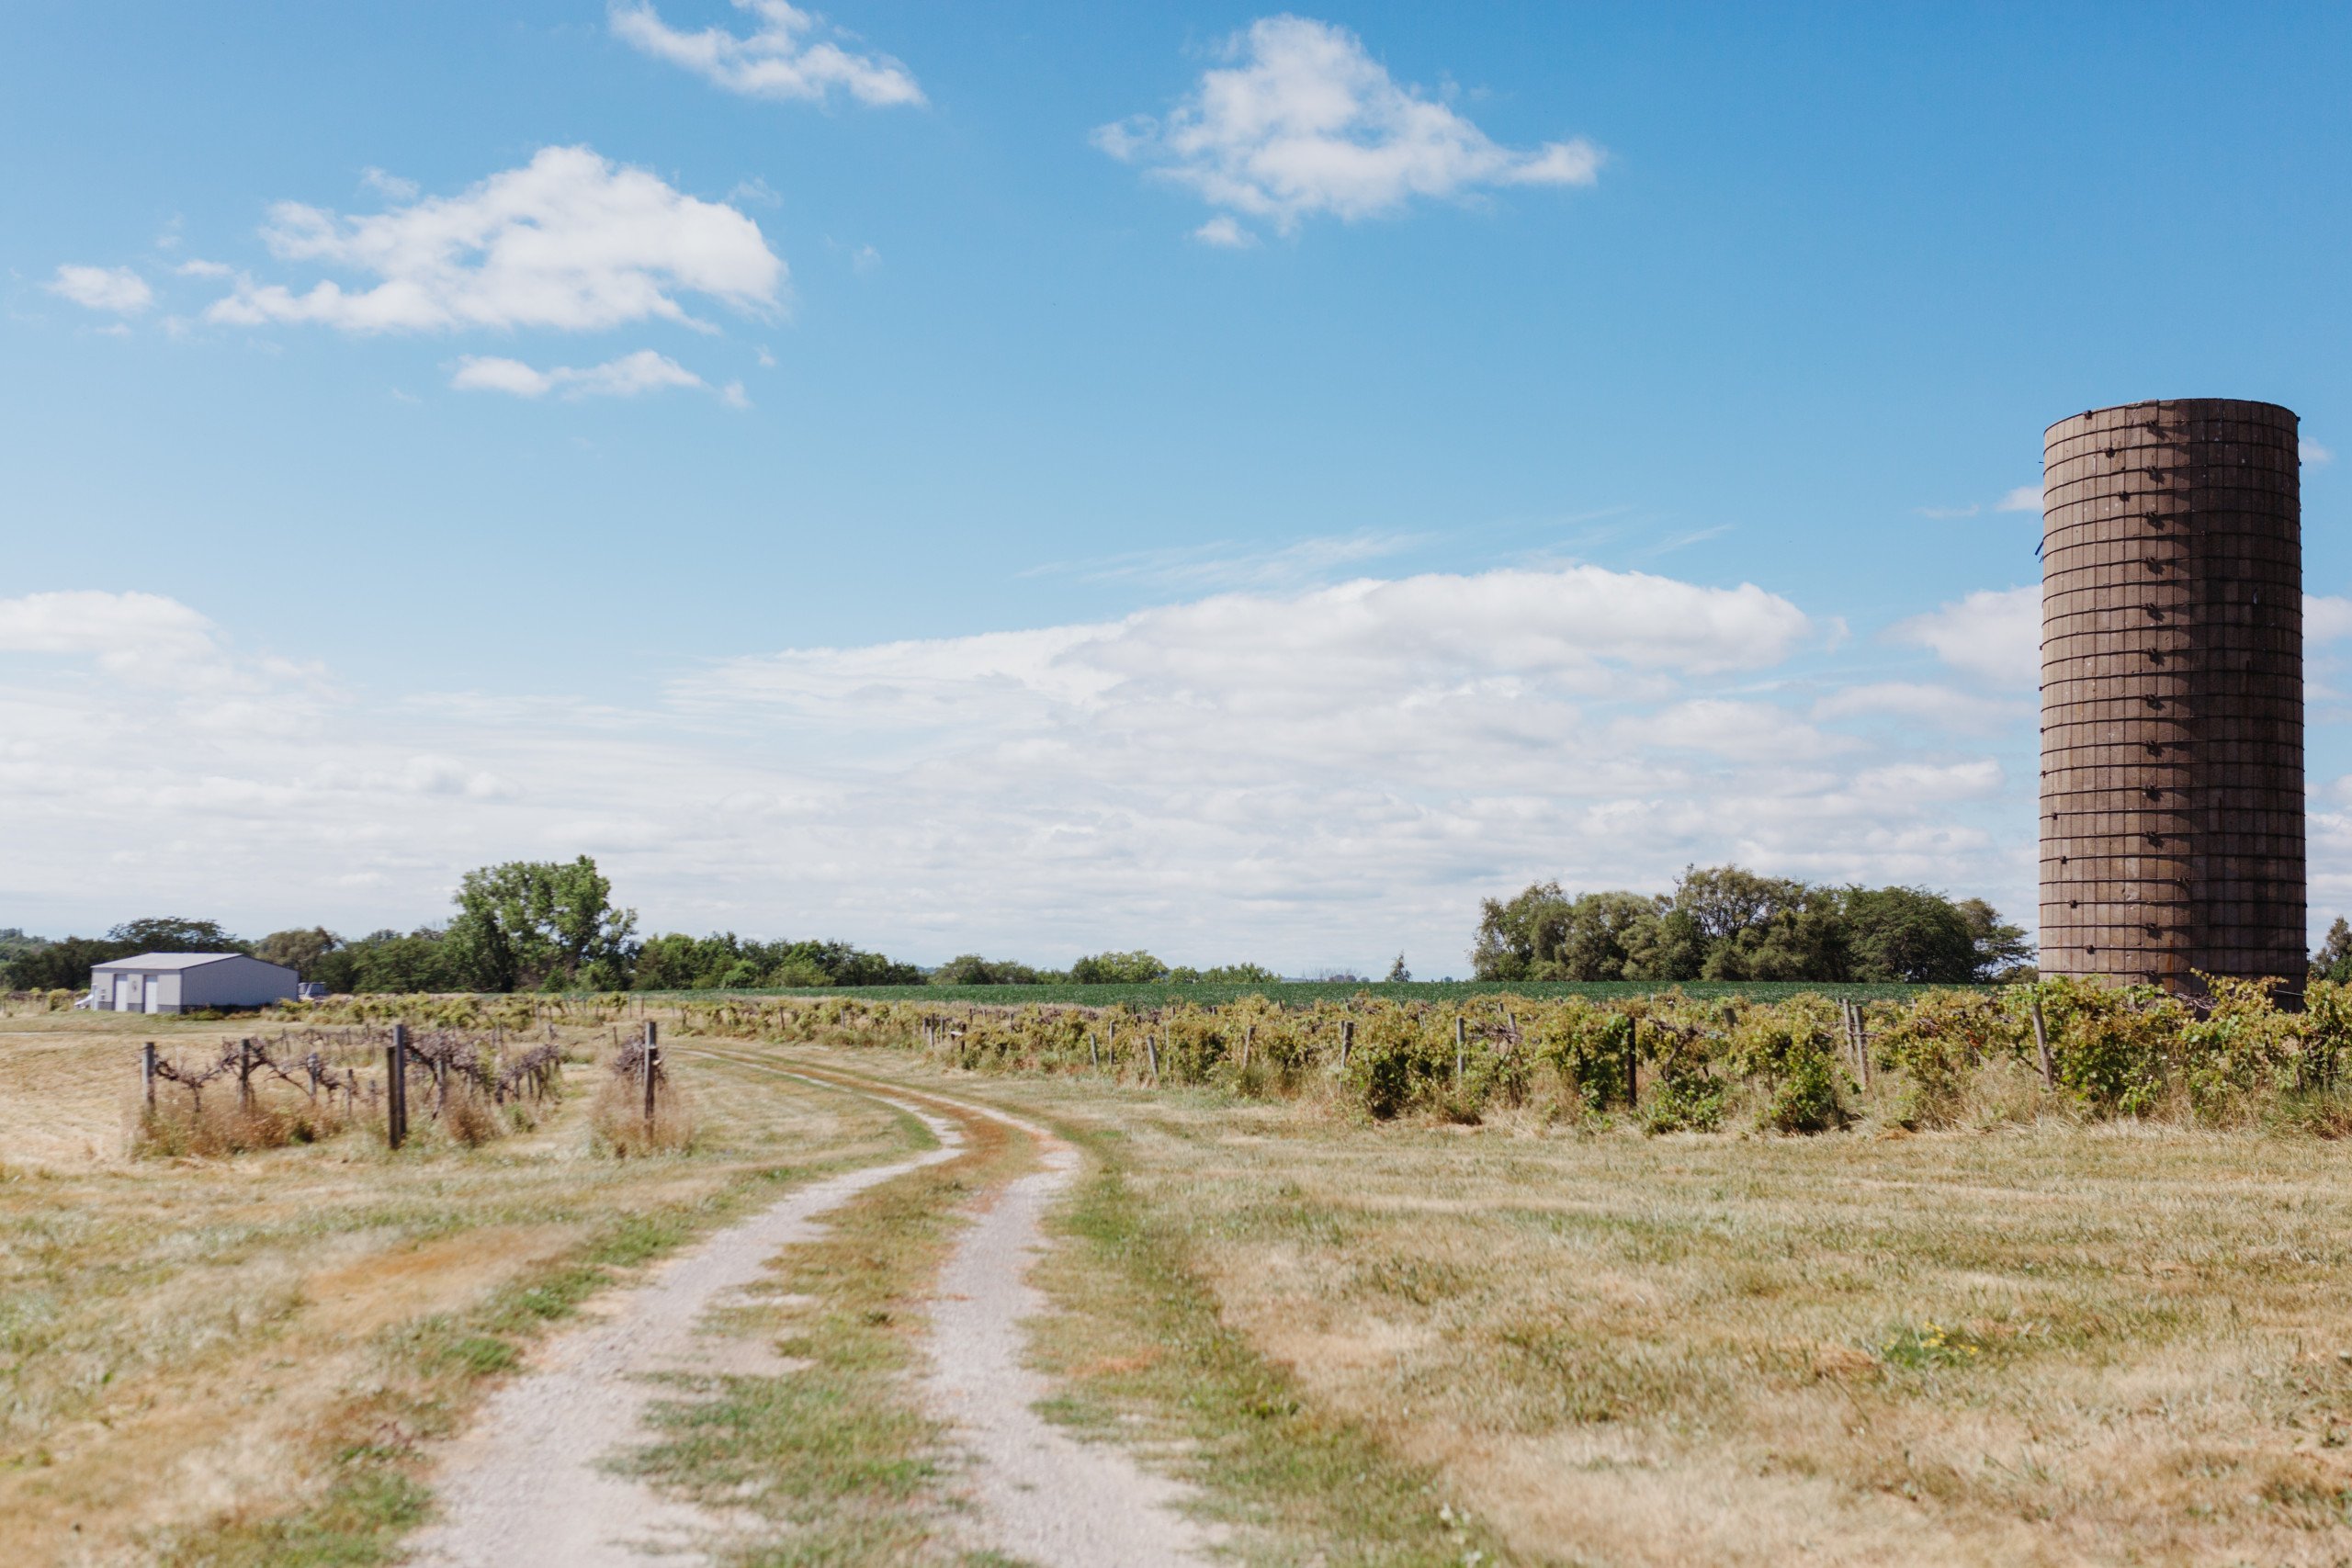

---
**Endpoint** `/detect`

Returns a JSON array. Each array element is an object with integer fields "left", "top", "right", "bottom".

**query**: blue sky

[{"left": 5, "top": 3, "right": 2349, "bottom": 972}]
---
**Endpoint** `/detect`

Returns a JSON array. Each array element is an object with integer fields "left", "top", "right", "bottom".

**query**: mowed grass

[
  {"left": 0, "top": 1012, "right": 916, "bottom": 1565},
  {"left": 790, "top": 1049, "right": 2352, "bottom": 1567}
]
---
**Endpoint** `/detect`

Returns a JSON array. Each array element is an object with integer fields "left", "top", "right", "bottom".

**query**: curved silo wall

[{"left": 2040, "top": 398, "right": 2303, "bottom": 991}]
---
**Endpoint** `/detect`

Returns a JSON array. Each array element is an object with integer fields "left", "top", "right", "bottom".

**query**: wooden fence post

[
  {"left": 1623, "top": 1017, "right": 1638, "bottom": 1108},
  {"left": 1242, "top": 1023, "right": 1254, "bottom": 1074},
  {"left": 387, "top": 1023, "right": 409, "bottom": 1150},
  {"left": 1340, "top": 1019, "right": 1353, "bottom": 1072},
  {"left": 643, "top": 1036, "right": 660, "bottom": 1127},
  {"left": 435, "top": 1052, "right": 448, "bottom": 1114},
  {"left": 141, "top": 1042, "right": 157, "bottom": 1111},
  {"left": 2030, "top": 994, "right": 2053, "bottom": 1090},
  {"left": 238, "top": 1038, "right": 254, "bottom": 1112},
  {"left": 1088, "top": 1030, "right": 1100, "bottom": 1071},
  {"left": 1144, "top": 1023, "right": 1159, "bottom": 1081},
  {"left": 1453, "top": 1016, "right": 1465, "bottom": 1089}
]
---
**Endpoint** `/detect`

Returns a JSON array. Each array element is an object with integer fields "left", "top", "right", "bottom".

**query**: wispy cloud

[
  {"left": 610, "top": 0, "right": 922, "bottom": 107},
  {"left": 1021, "top": 531, "right": 1428, "bottom": 592},
  {"left": 450, "top": 349, "right": 711, "bottom": 400},
  {"left": 1096, "top": 15, "right": 1600, "bottom": 243}
]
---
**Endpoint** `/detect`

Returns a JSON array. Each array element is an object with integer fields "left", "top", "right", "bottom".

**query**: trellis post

[
  {"left": 2030, "top": 994, "right": 2053, "bottom": 1090},
  {"left": 643, "top": 1021, "right": 660, "bottom": 1125},
  {"left": 1453, "top": 1016, "right": 1465, "bottom": 1089},
  {"left": 141, "top": 1042, "right": 157, "bottom": 1111},
  {"left": 238, "top": 1038, "right": 254, "bottom": 1112},
  {"left": 388, "top": 1023, "right": 409, "bottom": 1149}
]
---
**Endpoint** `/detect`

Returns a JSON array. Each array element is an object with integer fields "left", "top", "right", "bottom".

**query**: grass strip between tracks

[{"left": 777, "top": 1052, "right": 1511, "bottom": 1566}]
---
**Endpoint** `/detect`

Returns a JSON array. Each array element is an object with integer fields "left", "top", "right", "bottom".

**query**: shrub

[
  {"left": 1759, "top": 1043, "right": 1849, "bottom": 1134},
  {"left": 1642, "top": 1069, "right": 1725, "bottom": 1134},
  {"left": 591, "top": 1073, "right": 696, "bottom": 1156}
]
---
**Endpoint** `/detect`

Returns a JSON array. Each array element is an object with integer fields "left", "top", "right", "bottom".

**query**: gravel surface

[
  {"left": 406, "top": 1071, "right": 1212, "bottom": 1567},
  {"left": 922, "top": 1097, "right": 1218, "bottom": 1567},
  {"left": 404, "top": 1107, "right": 962, "bottom": 1568}
]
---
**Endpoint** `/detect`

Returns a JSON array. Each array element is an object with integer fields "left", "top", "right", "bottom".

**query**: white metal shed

[{"left": 90, "top": 953, "right": 299, "bottom": 1014}]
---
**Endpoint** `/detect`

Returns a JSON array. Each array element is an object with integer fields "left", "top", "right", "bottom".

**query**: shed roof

[{"left": 92, "top": 952, "right": 260, "bottom": 972}]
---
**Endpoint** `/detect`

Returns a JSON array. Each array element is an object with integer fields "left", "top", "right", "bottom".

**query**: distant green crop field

[{"left": 643, "top": 978, "right": 1957, "bottom": 1008}]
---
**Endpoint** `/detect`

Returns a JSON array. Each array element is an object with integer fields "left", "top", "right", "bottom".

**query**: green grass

[{"left": 647, "top": 978, "right": 1951, "bottom": 1008}]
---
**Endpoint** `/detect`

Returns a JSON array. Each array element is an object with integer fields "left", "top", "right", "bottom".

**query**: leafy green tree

[
  {"left": 1471, "top": 881, "right": 1575, "bottom": 980},
  {"left": 107, "top": 917, "right": 246, "bottom": 953},
  {"left": 1069, "top": 950, "right": 1167, "bottom": 984},
  {"left": 254, "top": 927, "right": 340, "bottom": 978},
  {"left": 5, "top": 917, "right": 245, "bottom": 991},
  {"left": 2313, "top": 918, "right": 2352, "bottom": 984},
  {"left": 1838, "top": 887, "right": 1976, "bottom": 982},
  {"left": 1958, "top": 898, "right": 2035, "bottom": 979},
  {"left": 932, "top": 954, "right": 1050, "bottom": 985},
  {"left": 351, "top": 929, "right": 464, "bottom": 992},
  {"left": 1623, "top": 906, "right": 1706, "bottom": 980},
  {"left": 7, "top": 936, "right": 128, "bottom": 992},
  {"left": 446, "top": 857, "right": 638, "bottom": 992},
  {"left": 1385, "top": 953, "right": 1411, "bottom": 982},
  {"left": 1474, "top": 865, "right": 2023, "bottom": 985}
]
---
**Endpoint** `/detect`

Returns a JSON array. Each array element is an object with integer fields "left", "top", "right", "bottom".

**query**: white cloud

[
  {"left": 1621, "top": 698, "right": 1848, "bottom": 762},
  {"left": 1996, "top": 484, "right": 2043, "bottom": 513},
  {"left": 2307, "top": 594, "right": 2352, "bottom": 644},
  {"left": 1812, "top": 682, "right": 2025, "bottom": 735},
  {"left": 610, "top": 0, "right": 922, "bottom": 107},
  {"left": 851, "top": 243, "right": 882, "bottom": 273},
  {"left": 2304, "top": 439, "right": 2335, "bottom": 468},
  {"left": 1848, "top": 759, "right": 2004, "bottom": 803},
  {"left": 174, "top": 258, "right": 234, "bottom": 279},
  {"left": 1193, "top": 215, "right": 1259, "bottom": 248},
  {"left": 359, "top": 166, "right": 420, "bottom": 201},
  {"left": 0, "top": 591, "right": 215, "bottom": 676},
  {"left": 1890, "top": 585, "right": 2040, "bottom": 686},
  {"left": 1097, "top": 15, "right": 1600, "bottom": 238},
  {"left": 205, "top": 145, "right": 784, "bottom": 334},
  {"left": 451, "top": 349, "right": 708, "bottom": 400},
  {"left": 47, "top": 265, "right": 153, "bottom": 314},
  {"left": 0, "top": 569, "right": 2059, "bottom": 975}
]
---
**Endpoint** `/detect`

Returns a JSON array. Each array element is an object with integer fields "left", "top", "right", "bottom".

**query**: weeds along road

[{"left": 411, "top": 1048, "right": 1216, "bottom": 1567}]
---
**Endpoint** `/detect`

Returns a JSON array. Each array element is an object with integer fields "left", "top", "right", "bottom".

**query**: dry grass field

[
  {"left": 795, "top": 1047, "right": 2352, "bottom": 1567},
  {"left": 0, "top": 1010, "right": 916, "bottom": 1565},
  {"left": 11, "top": 1004, "right": 2352, "bottom": 1565}
]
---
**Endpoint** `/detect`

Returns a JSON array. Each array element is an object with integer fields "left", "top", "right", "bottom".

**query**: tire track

[
  {"left": 404, "top": 1077, "right": 961, "bottom": 1567},
  {"left": 695, "top": 1051, "right": 1218, "bottom": 1567}
]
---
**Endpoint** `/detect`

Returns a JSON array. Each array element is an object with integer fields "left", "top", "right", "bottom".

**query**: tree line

[
  {"left": 1474, "top": 865, "right": 2035, "bottom": 984},
  {"left": 0, "top": 860, "right": 1282, "bottom": 994}
]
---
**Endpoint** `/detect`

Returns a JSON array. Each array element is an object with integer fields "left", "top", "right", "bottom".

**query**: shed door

[
  {"left": 142, "top": 976, "right": 161, "bottom": 1013},
  {"left": 113, "top": 976, "right": 136, "bottom": 1011}
]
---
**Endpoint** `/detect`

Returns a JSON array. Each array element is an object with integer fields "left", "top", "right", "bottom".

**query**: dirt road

[{"left": 407, "top": 1063, "right": 1209, "bottom": 1566}]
